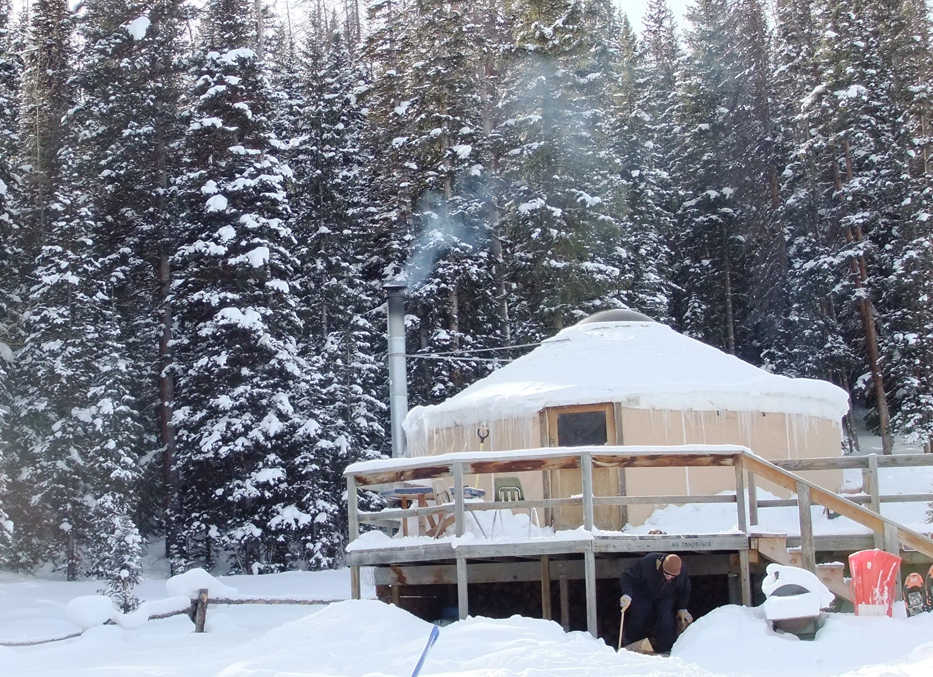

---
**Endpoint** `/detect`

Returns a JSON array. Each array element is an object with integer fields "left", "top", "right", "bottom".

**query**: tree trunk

[
  {"left": 720, "top": 221, "right": 736, "bottom": 355},
  {"left": 66, "top": 530, "right": 77, "bottom": 582},
  {"left": 838, "top": 141, "right": 893, "bottom": 454},
  {"left": 254, "top": 0, "right": 264, "bottom": 59},
  {"left": 158, "top": 253, "right": 177, "bottom": 555}
]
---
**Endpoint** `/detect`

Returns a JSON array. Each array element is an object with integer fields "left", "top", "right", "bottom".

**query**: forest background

[{"left": 0, "top": 0, "right": 930, "bottom": 610}]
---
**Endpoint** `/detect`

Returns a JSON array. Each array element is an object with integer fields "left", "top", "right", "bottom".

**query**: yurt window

[{"left": 544, "top": 403, "right": 616, "bottom": 447}]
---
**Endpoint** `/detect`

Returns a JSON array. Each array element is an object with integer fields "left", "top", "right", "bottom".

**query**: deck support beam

[
  {"left": 559, "top": 574, "right": 570, "bottom": 631},
  {"left": 584, "top": 547, "right": 597, "bottom": 637},
  {"left": 457, "top": 555, "right": 468, "bottom": 620},
  {"left": 540, "top": 556, "right": 552, "bottom": 620},
  {"left": 738, "top": 550, "right": 751, "bottom": 606}
]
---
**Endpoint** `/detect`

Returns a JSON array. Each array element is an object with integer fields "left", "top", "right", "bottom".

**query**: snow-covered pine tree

[
  {"left": 727, "top": 0, "right": 788, "bottom": 360},
  {"left": 360, "top": 0, "right": 419, "bottom": 283},
  {"left": 670, "top": 0, "right": 752, "bottom": 356},
  {"left": 610, "top": 12, "right": 674, "bottom": 323},
  {"left": 388, "top": 0, "right": 508, "bottom": 405},
  {"left": 0, "top": 0, "right": 22, "bottom": 567},
  {"left": 496, "top": 0, "right": 628, "bottom": 341},
  {"left": 60, "top": 0, "right": 191, "bottom": 550},
  {"left": 16, "top": 0, "right": 71, "bottom": 263},
  {"left": 12, "top": 124, "right": 144, "bottom": 580},
  {"left": 86, "top": 493, "right": 143, "bottom": 612},
  {"left": 794, "top": 0, "right": 904, "bottom": 452},
  {"left": 170, "top": 0, "right": 311, "bottom": 573},
  {"left": 288, "top": 25, "right": 385, "bottom": 567},
  {"left": 875, "top": 0, "right": 933, "bottom": 451},
  {"left": 119, "top": 0, "right": 189, "bottom": 548},
  {"left": 762, "top": 0, "right": 864, "bottom": 450},
  {"left": 3, "top": 0, "right": 78, "bottom": 574}
]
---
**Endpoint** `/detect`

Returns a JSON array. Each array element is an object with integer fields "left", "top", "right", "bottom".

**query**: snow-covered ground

[
  {"left": 4, "top": 432, "right": 932, "bottom": 676},
  {"left": 3, "top": 565, "right": 933, "bottom": 676}
]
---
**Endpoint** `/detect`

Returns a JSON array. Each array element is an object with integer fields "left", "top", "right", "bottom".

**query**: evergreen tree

[
  {"left": 671, "top": 0, "right": 747, "bottom": 354},
  {"left": 635, "top": 0, "right": 682, "bottom": 324},
  {"left": 792, "top": 0, "right": 902, "bottom": 451},
  {"left": 497, "top": 0, "right": 629, "bottom": 341},
  {"left": 16, "top": 0, "right": 71, "bottom": 262},
  {"left": 170, "top": 0, "right": 311, "bottom": 573},
  {"left": 763, "top": 0, "right": 860, "bottom": 456},
  {"left": 877, "top": 0, "right": 933, "bottom": 450},
  {"left": 611, "top": 13, "right": 673, "bottom": 322},
  {"left": 87, "top": 493, "right": 143, "bottom": 612},
  {"left": 0, "top": 0, "right": 21, "bottom": 567},
  {"left": 0, "top": 1, "right": 20, "bottom": 547},
  {"left": 289, "top": 27, "right": 385, "bottom": 567}
]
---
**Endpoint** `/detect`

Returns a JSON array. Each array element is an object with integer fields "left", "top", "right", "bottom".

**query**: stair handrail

[{"left": 740, "top": 451, "right": 933, "bottom": 565}]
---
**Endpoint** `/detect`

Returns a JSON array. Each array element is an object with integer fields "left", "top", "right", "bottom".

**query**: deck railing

[{"left": 345, "top": 446, "right": 933, "bottom": 622}]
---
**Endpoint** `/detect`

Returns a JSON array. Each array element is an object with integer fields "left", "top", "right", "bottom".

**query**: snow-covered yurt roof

[{"left": 404, "top": 312, "right": 850, "bottom": 435}]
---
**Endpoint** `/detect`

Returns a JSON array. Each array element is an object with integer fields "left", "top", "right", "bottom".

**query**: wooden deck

[{"left": 344, "top": 446, "right": 933, "bottom": 637}]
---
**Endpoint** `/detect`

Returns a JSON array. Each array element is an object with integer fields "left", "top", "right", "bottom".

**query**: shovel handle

[{"left": 617, "top": 605, "right": 626, "bottom": 651}]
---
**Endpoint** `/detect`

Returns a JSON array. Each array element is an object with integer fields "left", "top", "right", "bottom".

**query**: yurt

[{"left": 403, "top": 310, "right": 851, "bottom": 528}]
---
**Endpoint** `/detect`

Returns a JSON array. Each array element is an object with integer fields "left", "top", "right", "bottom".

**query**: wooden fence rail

[{"left": 0, "top": 595, "right": 335, "bottom": 647}]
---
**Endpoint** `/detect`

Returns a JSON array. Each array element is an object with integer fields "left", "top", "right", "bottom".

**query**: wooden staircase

[{"left": 751, "top": 533, "right": 852, "bottom": 602}]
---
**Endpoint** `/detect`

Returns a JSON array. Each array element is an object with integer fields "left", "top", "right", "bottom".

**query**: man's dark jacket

[{"left": 619, "top": 552, "right": 690, "bottom": 610}]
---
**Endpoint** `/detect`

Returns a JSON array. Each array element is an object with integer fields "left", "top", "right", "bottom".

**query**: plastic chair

[{"left": 492, "top": 476, "right": 535, "bottom": 536}]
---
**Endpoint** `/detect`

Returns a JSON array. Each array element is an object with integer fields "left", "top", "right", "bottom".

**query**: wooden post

[
  {"left": 868, "top": 454, "right": 881, "bottom": 512},
  {"left": 540, "top": 556, "right": 552, "bottom": 620},
  {"left": 747, "top": 471, "right": 758, "bottom": 527},
  {"left": 391, "top": 585, "right": 400, "bottom": 606},
  {"left": 581, "top": 453, "right": 594, "bottom": 531},
  {"left": 348, "top": 475, "right": 361, "bottom": 600},
  {"left": 453, "top": 462, "right": 465, "bottom": 537},
  {"left": 797, "top": 481, "right": 816, "bottom": 572},
  {"left": 883, "top": 524, "right": 902, "bottom": 600},
  {"left": 727, "top": 573, "right": 740, "bottom": 604},
  {"left": 194, "top": 588, "right": 208, "bottom": 632},
  {"left": 869, "top": 454, "right": 882, "bottom": 548},
  {"left": 738, "top": 550, "right": 752, "bottom": 606},
  {"left": 347, "top": 475, "right": 359, "bottom": 541},
  {"left": 351, "top": 565, "right": 361, "bottom": 601},
  {"left": 456, "top": 555, "right": 469, "bottom": 620},
  {"left": 584, "top": 547, "right": 597, "bottom": 637},
  {"left": 734, "top": 455, "right": 748, "bottom": 535},
  {"left": 883, "top": 523, "right": 900, "bottom": 556},
  {"left": 559, "top": 574, "right": 570, "bottom": 631},
  {"left": 617, "top": 467, "right": 628, "bottom": 528}
]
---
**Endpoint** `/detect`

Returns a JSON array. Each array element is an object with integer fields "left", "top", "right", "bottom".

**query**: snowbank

[
  {"left": 5, "top": 572, "right": 933, "bottom": 675},
  {"left": 64, "top": 595, "right": 117, "bottom": 630},
  {"left": 165, "top": 567, "right": 237, "bottom": 598}
]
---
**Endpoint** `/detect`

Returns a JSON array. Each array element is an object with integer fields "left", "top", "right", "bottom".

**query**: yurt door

[{"left": 542, "top": 403, "right": 620, "bottom": 529}]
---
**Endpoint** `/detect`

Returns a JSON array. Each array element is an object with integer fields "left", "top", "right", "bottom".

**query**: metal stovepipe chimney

[{"left": 384, "top": 280, "right": 408, "bottom": 458}]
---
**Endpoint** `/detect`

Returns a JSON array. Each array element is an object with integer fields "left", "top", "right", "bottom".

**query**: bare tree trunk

[
  {"left": 158, "top": 254, "right": 177, "bottom": 556},
  {"left": 721, "top": 222, "right": 736, "bottom": 355},
  {"left": 254, "top": 0, "right": 264, "bottom": 59},
  {"left": 479, "top": 1, "right": 509, "bottom": 343},
  {"left": 837, "top": 141, "right": 893, "bottom": 454},
  {"left": 66, "top": 529, "right": 77, "bottom": 581}
]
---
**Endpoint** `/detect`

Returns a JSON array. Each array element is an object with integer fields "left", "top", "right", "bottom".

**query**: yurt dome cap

[
  {"left": 576, "top": 308, "right": 655, "bottom": 324},
  {"left": 404, "top": 315, "right": 850, "bottom": 435}
]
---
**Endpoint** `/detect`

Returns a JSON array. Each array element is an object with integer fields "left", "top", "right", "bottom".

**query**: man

[{"left": 619, "top": 553, "right": 692, "bottom": 654}]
